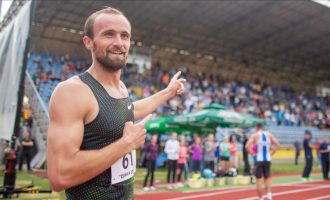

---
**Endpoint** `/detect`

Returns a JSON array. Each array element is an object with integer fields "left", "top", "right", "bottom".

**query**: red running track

[{"left": 134, "top": 180, "right": 330, "bottom": 200}]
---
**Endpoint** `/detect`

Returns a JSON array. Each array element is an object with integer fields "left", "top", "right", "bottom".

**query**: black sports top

[{"left": 65, "top": 72, "right": 134, "bottom": 200}]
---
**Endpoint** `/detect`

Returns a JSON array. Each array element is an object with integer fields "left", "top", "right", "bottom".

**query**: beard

[{"left": 93, "top": 42, "right": 128, "bottom": 72}]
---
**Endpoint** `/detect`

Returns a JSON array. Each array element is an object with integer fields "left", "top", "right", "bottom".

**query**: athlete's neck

[{"left": 87, "top": 64, "right": 121, "bottom": 88}]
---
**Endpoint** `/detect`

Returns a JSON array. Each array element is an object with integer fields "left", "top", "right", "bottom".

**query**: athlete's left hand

[{"left": 166, "top": 71, "right": 186, "bottom": 97}]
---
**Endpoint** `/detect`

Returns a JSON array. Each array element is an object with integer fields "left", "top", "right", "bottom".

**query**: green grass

[
  {"left": 16, "top": 172, "right": 51, "bottom": 189},
  {"left": 237, "top": 162, "right": 319, "bottom": 174},
  {"left": 270, "top": 162, "right": 307, "bottom": 174},
  {"left": 0, "top": 171, "right": 64, "bottom": 200},
  {"left": 272, "top": 173, "right": 322, "bottom": 184},
  {"left": 0, "top": 162, "right": 322, "bottom": 199}
]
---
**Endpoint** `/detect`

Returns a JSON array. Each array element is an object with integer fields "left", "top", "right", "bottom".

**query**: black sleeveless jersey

[{"left": 65, "top": 72, "right": 134, "bottom": 200}]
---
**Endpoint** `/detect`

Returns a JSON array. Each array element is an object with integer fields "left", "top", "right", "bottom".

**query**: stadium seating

[{"left": 27, "top": 52, "right": 330, "bottom": 130}]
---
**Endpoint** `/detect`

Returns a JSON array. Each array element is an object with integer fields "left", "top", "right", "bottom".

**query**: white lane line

[
  {"left": 182, "top": 185, "right": 255, "bottom": 194},
  {"left": 307, "top": 195, "right": 330, "bottom": 200},
  {"left": 165, "top": 187, "right": 257, "bottom": 200},
  {"left": 240, "top": 185, "right": 330, "bottom": 200},
  {"left": 282, "top": 183, "right": 330, "bottom": 187}
]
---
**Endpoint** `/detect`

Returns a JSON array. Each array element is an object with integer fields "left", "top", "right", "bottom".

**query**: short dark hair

[
  {"left": 256, "top": 123, "right": 263, "bottom": 129},
  {"left": 305, "top": 130, "right": 312, "bottom": 136},
  {"left": 84, "top": 7, "right": 128, "bottom": 39}
]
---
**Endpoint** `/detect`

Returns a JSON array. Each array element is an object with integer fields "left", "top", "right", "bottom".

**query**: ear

[{"left": 83, "top": 36, "right": 94, "bottom": 51}]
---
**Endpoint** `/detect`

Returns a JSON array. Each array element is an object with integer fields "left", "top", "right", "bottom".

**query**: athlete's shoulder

[
  {"left": 52, "top": 76, "right": 90, "bottom": 97},
  {"left": 251, "top": 132, "right": 259, "bottom": 137},
  {"left": 251, "top": 132, "right": 260, "bottom": 142},
  {"left": 49, "top": 75, "right": 92, "bottom": 110},
  {"left": 265, "top": 131, "right": 274, "bottom": 137}
]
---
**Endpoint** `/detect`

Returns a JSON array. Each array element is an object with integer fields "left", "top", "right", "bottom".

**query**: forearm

[
  {"left": 49, "top": 139, "right": 131, "bottom": 191},
  {"left": 271, "top": 145, "right": 280, "bottom": 156},
  {"left": 133, "top": 89, "right": 173, "bottom": 120},
  {"left": 271, "top": 149, "right": 277, "bottom": 156},
  {"left": 22, "top": 141, "right": 33, "bottom": 146}
]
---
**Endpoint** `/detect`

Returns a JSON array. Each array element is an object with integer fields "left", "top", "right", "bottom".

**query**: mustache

[{"left": 106, "top": 47, "right": 126, "bottom": 54}]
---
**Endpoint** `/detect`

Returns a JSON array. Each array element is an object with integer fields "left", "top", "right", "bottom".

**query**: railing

[
  {"left": 268, "top": 125, "right": 330, "bottom": 145},
  {"left": 24, "top": 71, "right": 49, "bottom": 169}
]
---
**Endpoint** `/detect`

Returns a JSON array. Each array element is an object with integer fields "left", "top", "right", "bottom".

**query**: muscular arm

[
  {"left": 47, "top": 81, "right": 149, "bottom": 191},
  {"left": 133, "top": 71, "right": 186, "bottom": 121},
  {"left": 133, "top": 89, "right": 173, "bottom": 120},
  {"left": 269, "top": 133, "right": 280, "bottom": 156}
]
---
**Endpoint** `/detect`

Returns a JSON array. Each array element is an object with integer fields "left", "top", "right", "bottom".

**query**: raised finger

[
  {"left": 172, "top": 71, "right": 182, "bottom": 80},
  {"left": 137, "top": 114, "right": 152, "bottom": 127}
]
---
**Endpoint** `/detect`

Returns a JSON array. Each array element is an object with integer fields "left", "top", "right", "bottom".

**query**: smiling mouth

[{"left": 108, "top": 50, "right": 125, "bottom": 55}]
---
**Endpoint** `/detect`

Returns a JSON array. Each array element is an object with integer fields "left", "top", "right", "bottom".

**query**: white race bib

[{"left": 111, "top": 150, "right": 136, "bottom": 184}]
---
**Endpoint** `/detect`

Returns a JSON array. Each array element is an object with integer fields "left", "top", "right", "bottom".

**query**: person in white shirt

[{"left": 165, "top": 132, "right": 180, "bottom": 189}]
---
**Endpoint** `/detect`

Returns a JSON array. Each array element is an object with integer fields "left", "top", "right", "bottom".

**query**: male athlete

[
  {"left": 246, "top": 123, "right": 280, "bottom": 200},
  {"left": 47, "top": 7, "right": 185, "bottom": 199}
]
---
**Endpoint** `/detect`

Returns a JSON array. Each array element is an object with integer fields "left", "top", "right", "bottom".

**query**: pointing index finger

[
  {"left": 138, "top": 114, "right": 152, "bottom": 126},
  {"left": 172, "top": 71, "right": 182, "bottom": 80}
]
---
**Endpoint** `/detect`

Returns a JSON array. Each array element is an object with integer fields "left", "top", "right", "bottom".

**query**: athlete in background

[{"left": 246, "top": 123, "right": 280, "bottom": 200}]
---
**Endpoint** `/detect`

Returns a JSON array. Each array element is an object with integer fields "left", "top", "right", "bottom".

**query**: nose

[{"left": 112, "top": 34, "right": 124, "bottom": 47}]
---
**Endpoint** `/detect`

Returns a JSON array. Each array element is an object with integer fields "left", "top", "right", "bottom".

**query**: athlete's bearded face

[
  {"left": 90, "top": 13, "right": 131, "bottom": 72},
  {"left": 93, "top": 41, "right": 128, "bottom": 71}
]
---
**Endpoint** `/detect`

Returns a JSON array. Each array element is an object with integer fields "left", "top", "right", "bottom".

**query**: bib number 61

[
  {"left": 111, "top": 150, "right": 136, "bottom": 184},
  {"left": 122, "top": 152, "right": 133, "bottom": 169}
]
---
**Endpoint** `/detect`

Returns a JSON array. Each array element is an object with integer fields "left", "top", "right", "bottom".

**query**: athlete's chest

[{"left": 83, "top": 97, "right": 134, "bottom": 147}]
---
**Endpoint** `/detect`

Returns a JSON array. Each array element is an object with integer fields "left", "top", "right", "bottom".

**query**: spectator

[
  {"left": 203, "top": 134, "right": 216, "bottom": 172},
  {"left": 302, "top": 130, "right": 316, "bottom": 181},
  {"left": 242, "top": 132, "right": 251, "bottom": 175},
  {"left": 177, "top": 135, "right": 188, "bottom": 187},
  {"left": 18, "top": 131, "right": 34, "bottom": 172},
  {"left": 293, "top": 138, "right": 301, "bottom": 165},
  {"left": 189, "top": 136, "right": 202, "bottom": 174},
  {"left": 229, "top": 134, "right": 238, "bottom": 169},
  {"left": 316, "top": 139, "right": 322, "bottom": 168},
  {"left": 215, "top": 137, "right": 221, "bottom": 174},
  {"left": 319, "top": 136, "right": 330, "bottom": 180},
  {"left": 188, "top": 133, "right": 199, "bottom": 170},
  {"left": 143, "top": 135, "right": 159, "bottom": 191},
  {"left": 165, "top": 132, "right": 179, "bottom": 189},
  {"left": 220, "top": 136, "right": 230, "bottom": 175}
]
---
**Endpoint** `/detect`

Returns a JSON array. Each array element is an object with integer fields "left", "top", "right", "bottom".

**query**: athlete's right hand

[{"left": 122, "top": 114, "right": 152, "bottom": 151}]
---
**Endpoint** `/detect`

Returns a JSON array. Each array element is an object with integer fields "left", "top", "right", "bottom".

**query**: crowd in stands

[
  {"left": 27, "top": 52, "right": 330, "bottom": 130},
  {"left": 151, "top": 67, "right": 330, "bottom": 130}
]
